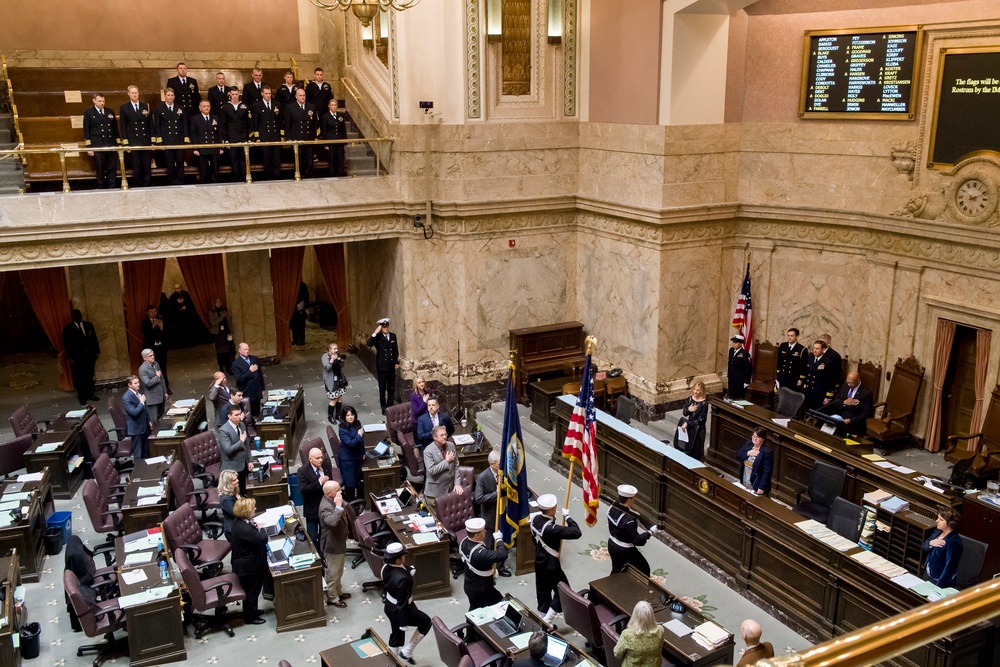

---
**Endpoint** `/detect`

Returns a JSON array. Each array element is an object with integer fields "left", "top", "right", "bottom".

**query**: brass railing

[
  {"left": 341, "top": 77, "right": 384, "bottom": 140},
  {"left": 0, "top": 136, "right": 394, "bottom": 193},
  {"left": 1, "top": 54, "right": 27, "bottom": 171},
  {"left": 760, "top": 579, "right": 1000, "bottom": 666}
]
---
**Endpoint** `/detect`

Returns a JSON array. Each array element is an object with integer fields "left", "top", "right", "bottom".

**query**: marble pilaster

[
  {"left": 225, "top": 250, "right": 277, "bottom": 359},
  {"left": 67, "top": 263, "right": 130, "bottom": 383}
]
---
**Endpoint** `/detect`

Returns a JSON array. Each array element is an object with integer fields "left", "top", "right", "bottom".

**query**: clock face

[{"left": 957, "top": 178, "right": 990, "bottom": 216}]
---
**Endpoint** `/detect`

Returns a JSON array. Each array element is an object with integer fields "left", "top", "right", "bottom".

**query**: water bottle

[
  {"left": 255, "top": 436, "right": 261, "bottom": 450},
  {"left": 159, "top": 559, "right": 170, "bottom": 584}
]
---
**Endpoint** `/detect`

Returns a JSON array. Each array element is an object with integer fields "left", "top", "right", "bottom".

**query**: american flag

[
  {"left": 732, "top": 262, "right": 753, "bottom": 358},
  {"left": 561, "top": 353, "right": 600, "bottom": 526}
]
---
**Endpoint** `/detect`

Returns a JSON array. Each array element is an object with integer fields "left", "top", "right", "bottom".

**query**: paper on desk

[
  {"left": 146, "top": 456, "right": 167, "bottom": 464},
  {"left": 16, "top": 473, "right": 42, "bottom": 483},
  {"left": 65, "top": 409, "right": 88, "bottom": 419},
  {"left": 251, "top": 449, "right": 274, "bottom": 458},
  {"left": 890, "top": 572, "right": 925, "bottom": 590},
  {"left": 155, "top": 429, "right": 177, "bottom": 437},
  {"left": 0, "top": 501, "right": 21, "bottom": 513},
  {"left": 366, "top": 423, "right": 387, "bottom": 432},
  {"left": 891, "top": 465, "right": 916, "bottom": 474},
  {"left": 453, "top": 434, "right": 474, "bottom": 446},
  {"left": 771, "top": 418, "right": 791, "bottom": 427},
  {"left": 256, "top": 456, "right": 276, "bottom": 466},
  {"left": 509, "top": 632, "right": 533, "bottom": 650},
  {"left": 166, "top": 407, "right": 188, "bottom": 416},
  {"left": 795, "top": 519, "right": 823, "bottom": 531},
  {"left": 124, "top": 536, "right": 158, "bottom": 553},
  {"left": 173, "top": 399, "right": 197, "bottom": 408},
  {"left": 412, "top": 532, "right": 438, "bottom": 545},
  {"left": 0, "top": 516, "right": 12, "bottom": 529},
  {"left": 124, "top": 552, "right": 154, "bottom": 567},
  {"left": 1, "top": 493, "right": 29, "bottom": 502},
  {"left": 873, "top": 461, "right": 895, "bottom": 469},
  {"left": 121, "top": 569, "right": 148, "bottom": 585},
  {"left": 34, "top": 443, "right": 60, "bottom": 453},
  {"left": 664, "top": 619, "right": 693, "bottom": 637},
  {"left": 137, "top": 485, "right": 163, "bottom": 497},
  {"left": 862, "top": 454, "right": 885, "bottom": 461},
  {"left": 676, "top": 426, "right": 689, "bottom": 443},
  {"left": 261, "top": 416, "right": 280, "bottom": 423},
  {"left": 137, "top": 496, "right": 162, "bottom": 506}
]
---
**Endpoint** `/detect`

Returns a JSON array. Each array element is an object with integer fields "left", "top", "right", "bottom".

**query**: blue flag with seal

[{"left": 497, "top": 367, "right": 530, "bottom": 549}]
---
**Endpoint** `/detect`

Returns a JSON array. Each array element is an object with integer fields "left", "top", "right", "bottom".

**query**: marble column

[
  {"left": 225, "top": 250, "right": 277, "bottom": 359},
  {"left": 68, "top": 263, "right": 131, "bottom": 384}
]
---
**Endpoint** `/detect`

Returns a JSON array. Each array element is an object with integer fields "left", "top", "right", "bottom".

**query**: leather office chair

[
  {"left": 601, "top": 620, "right": 672, "bottom": 667},
  {"left": 82, "top": 480, "right": 123, "bottom": 541},
  {"left": 458, "top": 465, "right": 475, "bottom": 496},
  {"left": 955, "top": 536, "right": 989, "bottom": 589},
  {"left": 64, "top": 569, "right": 127, "bottom": 666},
  {"left": 278, "top": 661, "right": 293, "bottom": 667},
  {"left": 106, "top": 396, "right": 129, "bottom": 441},
  {"left": 615, "top": 396, "right": 637, "bottom": 425},
  {"left": 353, "top": 512, "right": 393, "bottom": 591},
  {"left": 64, "top": 535, "right": 118, "bottom": 633},
  {"left": 401, "top": 441, "right": 426, "bottom": 489},
  {"left": 162, "top": 503, "right": 231, "bottom": 578},
  {"left": 792, "top": 461, "right": 847, "bottom": 523},
  {"left": 430, "top": 616, "right": 506, "bottom": 667},
  {"left": 435, "top": 484, "right": 476, "bottom": 579},
  {"left": 605, "top": 376, "right": 627, "bottom": 414},
  {"left": 746, "top": 340, "right": 778, "bottom": 407},
  {"left": 181, "top": 431, "right": 222, "bottom": 487},
  {"left": 174, "top": 547, "right": 247, "bottom": 638},
  {"left": 386, "top": 402, "right": 415, "bottom": 449},
  {"left": 326, "top": 424, "right": 342, "bottom": 459},
  {"left": 81, "top": 414, "right": 133, "bottom": 472},
  {"left": 0, "top": 434, "right": 33, "bottom": 477},
  {"left": 91, "top": 454, "right": 125, "bottom": 509},
  {"left": 458, "top": 657, "right": 475, "bottom": 667},
  {"left": 557, "top": 581, "right": 621, "bottom": 651},
  {"left": 167, "top": 460, "right": 223, "bottom": 528},
  {"left": 826, "top": 497, "right": 864, "bottom": 543},
  {"left": 866, "top": 355, "right": 924, "bottom": 447},
  {"left": 8, "top": 405, "right": 45, "bottom": 440},
  {"left": 776, "top": 387, "right": 806, "bottom": 418}
]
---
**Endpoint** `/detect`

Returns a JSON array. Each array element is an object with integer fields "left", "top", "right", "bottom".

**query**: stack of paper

[
  {"left": 795, "top": 520, "right": 858, "bottom": 551},
  {"left": 289, "top": 553, "right": 316, "bottom": 569},
  {"left": 693, "top": 621, "right": 729, "bottom": 647},
  {"left": 35, "top": 443, "right": 60, "bottom": 453},
  {"left": 166, "top": 407, "right": 188, "bottom": 417},
  {"left": 862, "top": 489, "right": 892, "bottom": 506},
  {"left": 67, "top": 455, "right": 83, "bottom": 472},
  {"left": 466, "top": 602, "right": 505, "bottom": 625},
  {"left": 850, "top": 550, "right": 908, "bottom": 578},
  {"left": 173, "top": 399, "right": 198, "bottom": 409},
  {"left": 881, "top": 496, "right": 910, "bottom": 514},
  {"left": 663, "top": 619, "right": 693, "bottom": 637},
  {"left": 15, "top": 473, "right": 42, "bottom": 483},
  {"left": 65, "top": 409, "right": 88, "bottom": 419}
]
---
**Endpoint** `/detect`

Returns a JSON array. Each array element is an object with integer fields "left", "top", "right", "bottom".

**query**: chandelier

[{"left": 309, "top": 0, "right": 420, "bottom": 27}]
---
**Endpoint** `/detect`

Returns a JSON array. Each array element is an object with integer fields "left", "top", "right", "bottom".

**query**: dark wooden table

[
  {"left": 148, "top": 397, "right": 207, "bottom": 462},
  {"left": 320, "top": 628, "right": 404, "bottom": 667},
  {"left": 24, "top": 407, "right": 93, "bottom": 498},
  {"left": 381, "top": 504, "right": 452, "bottom": 599},
  {"left": 452, "top": 420, "right": 491, "bottom": 478},
  {"left": 530, "top": 377, "right": 572, "bottom": 430},
  {"left": 0, "top": 468, "right": 53, "bottom": 582},
  {"left": 258, "top": 388, "right": 306, "bottom": 464},
  {"left": 960, "top": 493, "right": 1000, "bottom": 579},
  {"left": 470, "top": 594, "right": 590, "bottom": 665},
  {"left": 246, "top": 449, "right": 289, "bottom": 511},
  {"left": 0, "top": 552, "right": 20, "bottom": 667},
  {"left": 120, "top": 459, "right": 169, "bottom": 534},
  {"left": 266, "top": 510, "right": 327, "bottom": 632}
]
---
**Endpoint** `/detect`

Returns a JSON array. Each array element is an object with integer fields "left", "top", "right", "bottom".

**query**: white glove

[
  {"left": 648, "top": 525, "right": 659, "bottom": 536},
  {"left": 561, "top": 508, "right": 570, "bottom": 519},
  {"left": 409, "top": 566, "right": 416, "bottom": 576},
  {"left": 493, "top": 531, "right": 503, "bottom": 542}
]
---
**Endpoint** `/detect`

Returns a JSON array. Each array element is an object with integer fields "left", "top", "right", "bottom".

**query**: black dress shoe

[
  {"left": 327, "top": 599, "right": 347, "bottom": 608},
  {"left": 87, "top": 395, "right": 100, "bottom": 401},
  {"left": 398, "top": 652, "right": 416, "bottom": 665},
  {"left": 246, "top": 617, "right": 266, "bottom": 625},
  {"left": 339, "top": 593, "right": 352, "bottom": 600},
  {"left": 498, "top": 568, "right": 513, "bottom": 577}
]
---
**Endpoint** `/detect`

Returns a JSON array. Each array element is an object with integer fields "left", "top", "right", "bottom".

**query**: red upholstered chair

[
  {"left": 326, "top": 424, "right": 342, "bottom": 459},
  {"left": 0, "top": 434, "right": 33, "bottom": 477},
  {"left": 82, "top": 480, "right": 123, "bottom": 541},
  {"left": 401, "top": 441, "right": 425, "bottom": 488},
  {"left": 174, "top": 548, "right": 246, "bottom": 638},
  {"left": 168, "top": 460, "right": 223, "bottom": 531},
  {"left": 434, "top": 482, "right": 475, "bottom": 580},
  {"left": 81, "top": 414, "right": 133, "bottom": 471},
  {"left": 64, "top": 569, "right": 127, "bottom": 664},
  {"left": 92, "top": 454, "right": 125, "bottom": 508},
  {"left": 557, "top": 581, "right": 622, "bottom": 651},
  {"left": 458, "top": 465, "right": 475, "bottom": 496},
  {"left": 386, "top": 402, "right": 415, "bottom": 449},
  {"left": 430, "top": 616, "right": 506, "bottom": 667},
  {"left": 8, "top": 405, "right": 44, "bottom": 440},
  {"left": 181, "top": 431, "right": 222, "bottom": 487},
  {"left": 162, "top": 503, "right": 231, "bottom": 578}
]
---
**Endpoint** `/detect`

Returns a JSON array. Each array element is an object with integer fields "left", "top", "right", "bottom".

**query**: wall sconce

[
  {"left": 379, "top": 9, "right": 390, "bottom": 39},
  {"left": 547, "top": 0, "right": 563, "bottom": 44},
  {"left": 487, "top": 0, "right": 502, "bottom": 43},
  {"left": 362, "top": 23, "right": 374, "bottom": 47}
]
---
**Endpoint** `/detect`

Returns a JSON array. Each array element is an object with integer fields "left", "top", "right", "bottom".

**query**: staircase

[
  {"left": 0, "top": 112, "right": 25, "bottom": 196},
  {"left": 343, "top": 113, "right": 381, "bottom": 177}
]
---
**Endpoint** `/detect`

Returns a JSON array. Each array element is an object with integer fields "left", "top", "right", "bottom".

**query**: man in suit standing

[
  {"left": 803, "top": 339, "right": 841, "bottom": 411},
  {"left": 415, "top": 398, "right": 455, "bottom": 449},
  {"left": 119, "top": 85, "right": 153, "bottom": 187},
  {"left": 138, "top": 349, "right": 166, "bottom": 423},
  {"left": 824, "top": 371, "right": 874, "bottom": 436},
  {"left": 82, "top": 93, "right": 119, "bottom": 189},
  {"left": 63, "top": 309, "right": 100, "bottom": 405},
  {"left": 297, "top": 447, "right": 333, "bottom": 549},
  {"left": 189, "top": 100, "right": 223, "bottom": 184},
  {"left": 736, "top": 620, "right": 774, "bottom": 667},
  {"left": 251, "top": 84, "right": 282, "bottom": 180},
  {"left": 122, "top": 375, "right": 151, "bottom": 460},
  {"left": 319, "top": 98, "right": 347, "bottom": 177},
  {"left": 306, "top": 68, "right": 333, "bottom": 111},
  {"left": 728, "top": 334, "right": 752, "bottom": 400},
  {"left": 208, "top": 371, "right": 231, "bottom": 420},
  {"left": 367, "top": 317, "right": 399, "bottom": 414},
  {"left": 473, "top": 450, "right": 512, "bottom": 576},
  {"left": 165, "top": 62, "right": 201, "bottom": 117},
  {"left": 776, "top": 327, "right": 807, "bottom": 392},
  {"left": 820, "top": 333, "right": 844, "bottom": 383},
  {"left": 152, "top": 87, "right": 188, "bottom": 185},
  {"left": 319, "top": 480, "right": 353, "bottom": 608},
  {"left": 220, "top": 87, "right": 251, "bottom": 182},
  {"left": 218, "top": 404, "right": 253, "bottom": 494},
  {"left": 141, "top": 306, "right": 170, "bottom": 395},
  {"left": 207, "top": 72, "right": 229, "bottom": 117},
  {"left": 242, "top": 68, "right": 267, "bottom": 108},
  {"left": 232, "top": 342, "right": 266, "bottom": 417},
  {"left": 284, "top": 88, "right": 317, "bottom": 178},
  {"left": 422, "top": 426, "right": 462, "bottom": 515}
]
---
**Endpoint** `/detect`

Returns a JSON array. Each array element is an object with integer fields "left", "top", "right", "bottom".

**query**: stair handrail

[
  {"left": 340, "top": 77, "right": 384, "bottom": 141},
  {"left": 1, "top": 54, "right": 27, "bottom": 172}
]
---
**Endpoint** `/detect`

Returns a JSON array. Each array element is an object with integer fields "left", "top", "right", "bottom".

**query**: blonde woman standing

[
  {"left": 613, "top": 600, "right": 665, "bottom": 667},
  {"left": 218, "top": 469, "right": 240, "bottom": 541}
]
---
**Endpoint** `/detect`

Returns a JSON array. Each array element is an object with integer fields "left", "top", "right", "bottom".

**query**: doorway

[{"left": 940, "top": 324, "right": 979, "bottom": 450}]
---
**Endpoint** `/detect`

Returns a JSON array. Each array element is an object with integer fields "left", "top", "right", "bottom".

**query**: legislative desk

[
  {"left": 362, "top": 424, "right": 403, "bottom": 510},
  {"left": 376, "top": 493, "right": 452, "bottom": 599},
  {"left": 510, "top": 321, "right": 586, "bottom": 403},
  {"left": 320, "top": 628, "right": 404, "bottom": 667},
  {"left": 529, "top": 377, "right": 572, "bottom": 430},
  {"left": 590, "top": 567, "right": 734, "bottom": 667},
  {"left": 258, "top": 388, "right": 306, "bottom": 464},
  {"left": 452, "top": 420, "right": 492, "bottom": 478},
  {"left": 115, "top": 531, "right": 187, "bottom": 666},
  {"left": 0, "top": 469, "right": 54, "bottom": 583},
  {"left": 23, "top": 406, "right": 93, "bottom": 499},
  {"left": 148, "top": 397, "right": 207, "bottom": 461},
  {"left": 246, "top": 445, "right": 289, "bottom": 511},
  {"left": 469, "top": 594, "right": 593, "bottom": 666},
  {"left": 551, "top": 396, "right": 992, "bottom": 667},
  {"left": 707, "top": 398, "right": 963, "bottom": 518},
  {"left": 119, "top": 458, "right": 169, "bottom": 534},
  {"left": 264, "top": 509, "right": 327, "bottom": 632},
  {"left": 0, "top": 552, "right": 22, "bottom": 667},
  {"left": 959, "top": 493, "right": 1000, "bottom": 581}
]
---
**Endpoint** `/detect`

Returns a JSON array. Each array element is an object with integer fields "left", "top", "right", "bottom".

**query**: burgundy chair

[
  {"left": 401, "top": 441, "right": 425, "bottom": 488},
  {"left": 81, "top": 415, "right": 133, "bottom": 471},
  {"left": 558, "top": 581, "right": 622, "bottom": 651},
  {"left": 168, "top": 460, "right": 223, "bottom": 531},
  {"left": 430, "top": 616, "right": 506, "bottom": 667},
  {"left": 8, "top": 405, "right": 43, "bottom": 440},
  {"left": 92, "top": 454, "right": 125, "bottom": 508},
  {"left": 162, "top": 503, "right": 231, "bottom": 577},
  {"left": 353, "top": 512, "right": 393, "bottom": 591},
  {"left": 434, "top": 484, "right": 475, "bottom": 579},
  {"left": 181, "top": 431, "right": 222, "bottom": 487},
  {"left": 458, "top": 465, "right": 475, "bottom": 496},
  {"left": 0, "top": 434, "right": 33, "bottom": 477},
  {"left": 106, "top": 396, "right": 130, "bottom": 442},
  {"left": 386, "top": 403, "right": 415, "bottom": 450},
  {"left": 174, "top": 548, "right": 246, "bottom": 638},
  {"left": 82, "top": 480, "right": 122, "bottom": 541},
  {"left": 64, "top": 569, "right": 127, "bottom": 664},
  {"left": 326, "top": 424, "right": 342, "bottom": 459}
]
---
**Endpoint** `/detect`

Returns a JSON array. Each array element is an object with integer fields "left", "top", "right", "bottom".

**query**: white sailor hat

[
  {"left": 465, "top": 518, "right": 486, "bottom": 533},
  {"left": 731, "top": 334, "right": 745, "bottom": 343},
  {"left": 617, "top": 484, "right": 638, "bottom": 498},
  {"left": 378, "top": 317, "right": 390, "bottom": 326},
  {"left": 384, "top": 542, "right": 407, "bottom": 560},
  {"left": 537, "top": 494, "right": 558, "bottom": 510}
]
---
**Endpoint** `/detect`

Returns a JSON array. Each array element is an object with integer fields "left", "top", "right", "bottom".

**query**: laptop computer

[
  {"left": 487, "top": 602, "right": 522, "bottom": 639},
  {"left": 542, "top": 635, "right": 569, "bottom": 667},
  {"left": 266, "top": 537, "right": 294, "bottom": 566},
  {"left": 397, "top": 488, "right": 413, "bottom": 507}
]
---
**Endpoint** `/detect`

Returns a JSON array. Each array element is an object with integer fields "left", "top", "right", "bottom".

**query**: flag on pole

[
  {"left": 497, "top": 368, "right": 530, "bottom": 548},
  {"left": 561, "top": 353, "right": 600, "bottom": 526},
  {"left": 732, "top": 262, "right": 753, "bottom": 358}
]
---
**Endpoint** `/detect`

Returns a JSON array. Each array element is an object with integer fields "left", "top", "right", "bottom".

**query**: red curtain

[
  {"left": 314, "top": 243, "right": 351, "bottom": 349},
  {"left": 270, "top": 247, "right": 305, "bottom": 358},
  {"left": 967, "top": 328, "right": 993, "bottom": 451},
  {"left": 18, "top": 267, "right": 73, "bottom": 391},
  {"left": 924, "top": 319, "right": 957, "bottom": 452},
  {"left": 177, "top": 254, "right": 226, "bottom": 330},
  {"left": 122, "top": 259, "right": 167, "bottom": 370}
]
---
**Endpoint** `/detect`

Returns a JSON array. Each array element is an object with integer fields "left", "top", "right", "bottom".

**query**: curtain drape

[
  {"left": 122, "top": 259, "right": 167, "bottom": 370},
  {"left": 314, "top": 243, "right": 351, "bottom": 349},
  {"left": 924, "top": 319, "right": 957, "bottom": 452},
  {"left": 967, "top": 328, "right": 993, "bottom": 451},
  {"left": 19, "top": 267, "right": 73, "bottom": 391},
  {"left": 177, "top": 254, "right": 226, "bottom": 330},
  {"left": 270, "top": 247, "right": 305, "bottom": 358}
]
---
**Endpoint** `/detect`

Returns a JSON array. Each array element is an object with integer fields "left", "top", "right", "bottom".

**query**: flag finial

[{"left": 585, "top": 335, "right": 596, "bottom": 355}]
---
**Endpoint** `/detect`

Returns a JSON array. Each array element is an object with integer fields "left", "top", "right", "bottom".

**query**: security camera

[{"left": 413, "top": 215, "right": 424, "bottom": 228}]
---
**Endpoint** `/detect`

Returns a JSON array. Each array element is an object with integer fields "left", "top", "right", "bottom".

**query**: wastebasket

[
  {"left": 46, "top": 511, "right": 73, "bottom": 544},
  {"left": 43, "top": 527, "right": 63, "bottom": 556},
  {"left": 19, "top": 622, "right": 40, "bottom": 659}
]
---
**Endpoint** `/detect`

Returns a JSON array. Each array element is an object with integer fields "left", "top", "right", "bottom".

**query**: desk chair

[
  {"left": 606, "top": 376, "right": 627, "bottom": 413},
  {"left": 168, "top": 460, "right": 223, "bottom": 528},
  {"left": 174, "top": 547, "right": 247, "bottom": 638},
  {"left": 955, "top": 536, "right": 989, "bottom": 589},
  {"left": 0, "top": 434, "right": 32, "bottom": 477},
  {"left": 386, "top": 402, "right": 415, "bottom": 448},
  {"left": 64, "top": 569, "right": 127, "bottom": 667},
  {"left": 746, "top": 340, "right": 778, "bottom": 407},
  {"left": 92, "top": 454, "right": 125, "bottom": 508},
  {"left": 615, "top": 396, "right": 638, "bottom": 425},
  {"left": 776, "top": 387, "right": 806, "bottom": 418},
  {"left": 826, "top": 497, "right": 864, "bottom": 543},
  {"left": 279, "top": 661, "right": 293, "bottom": 667},
  {"left": 792, "top": 461, "right": 847, "bottom": 523},
  {"left": 401, "top": 440, "right": 426, "bottom": 489},
  {"left": 82, "top": 480, "right": 123, "bottom": 542},
  {"left": 162, "top": 503, "right": 231, "bottom": 578},
  {"left": 557, "top": 581, "right": 622, "bottom": 652},
  {"left": 64, "top": 535, "right": 117, "bottom": 632},
  {"left": 106, "top": 396, "right": 129, "bottom": 442},
  {"left": 866, "top": 355, "right": 924, "bottom": 448},
  {"left": 430, "top": 616, "right": 506, "bottom": 667},
  {"left": 181, "top": 431, "right": 222, "bottom": 487},
  {"left": 353, "top": 512, "right": 393, "bottom": 591},
  {"left": 562, "top": 381, "right": 582, "bottom": 398},
  {"left": 8, "top": 405, "right": 47, "bottom": 440},
  {"left": 326, "top": 424, "right": 342, "bottom": 459},
  {"left": 81, "top": 414, "right": 134, "bottom": 472},
  {"left": 601, "top": 621, "right": 674, "bottom": 667},
  {"left": 435, "top": 485, "right": 475, "bottom": 579}
]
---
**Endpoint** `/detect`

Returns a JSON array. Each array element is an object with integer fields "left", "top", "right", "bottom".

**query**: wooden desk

[
  {"left": 0, "top": 552, "right": 21, "bottom": 667},
  {"left": 24, "top": 408, "right": 92, "bottom": 499},
  {"left": 707, "top": 397, "right": 963, "bottom": 518},
  {"left": 266, "top": 511, "right": 327, "bottom": 632},
  {"left": 382, "top": 507, "right": 452, "bottom": 599},
  {"left": 550, "top": 397, "right": 993, "bottom": 667},
  {"left": 510, "top": 321, "right": 585, "bottom": 403},
  {"left": 453, "top": 420, "right": 491, "bottom": 478},
  {"left": 246, "top": 461, "right": 289, "bottom": 511},
  {"left": 530, "top": 377, "right": 573, "bottom": 430},
  {"left": 258, "top": 388, "right": 306, "bottom": 464},
  {"left": 590, "top": 568, "right": 734, "bottom": 667},
  {"left": 120, "top": 459, "right": 169, "bottom": 535},
  {"left": 0, "top": 469, "right": 53, "bottom": 582},
  {"left": 320, "top": 628, "right": 404, "bottom": 667},
  {"left": 470, "top": 594, "right": 591, "bottom": 665},
  {"left": 148, "top": 397, "right": 207, "bottom": 462}
]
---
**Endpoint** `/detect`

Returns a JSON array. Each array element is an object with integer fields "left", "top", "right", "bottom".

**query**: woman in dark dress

[
  {"left": 735, "top": 426, "right": 773, "bottom": 496},
  {"left": 922, "top": 507, "right": 964, "bottom": 588},
  {"left": 230, "top": 497, "right": 269, "bottom": 625},
  {"left": 218, "top": 469, "right": 240, "bottom": 541},
  {"left": 673, "top": 381, "right": 709, "bottom": 460},
  {"left": 338, "top": 406, "right": 365, "bottom": 501}
]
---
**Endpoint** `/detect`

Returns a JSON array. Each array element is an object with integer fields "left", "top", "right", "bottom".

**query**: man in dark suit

[
  {"left": 121, "top": 375, "right": 151, "bottom": 460},
  {"left": 736, "top": 620, "right": 775, "bottom": 667},
  {"left": 232, "top": 342, "right": 266, "bottom": 417},
  {"left": 319, "top": 99, "right": 347, "bottom": 177},
  {"left": 165, "top": 62, "right": 201, "bottom": 117},
  {"left": 218, "top": 404, "right": 252, "bottom": 494},
  {"left": 242, "top": 67, "right": 267, "bottom": 108},
  {"left": 727, "top": 334, "right": 752, "bottom": 400},
  {"left": 189, "top": 100, "right": 223, "bottom": 184},
  {"left": 823, "top": 371, "right": 874, "bottom": 436},
  {"left": 220, "top": 87, "right": 251, "bottom": 182},
  {"left": 473, "top": 450, "right": 512, "bottom": 576},
  {"left": 141, "top": 305, "right": 170, "bottom": 395},
  {"left": 368, "top": 318, "right": 399, "bottom": 414},
  {"left": 152, "top": 87, "right": 188, "bottom": 185},
  {"left": 119, "top": 85, "right": 153, "bottom": 187},
  {"left": 207, "top": 72, "right": 229, "bottom": 117},
  {"left": 305, "top": 67, "right": 333, "bottom": 111},
  {"left": 82, "top": 93, "right": 119, "bottom": 189},
  {"left": 63, "top": 309, "right": 100, "bottom": 405},
  {"left": 284, "top": 88, "right": 317, "bottom": 178},
  {"left": 776, "top": 327, "right": 807, "bottom": 391},
  {"left": 803, "top": 340, "right": 841, "bottom": 411},
  {"left": 415, "top": 398, "right": 455, "bottom": 449},
  {"left": 251, "top": 84, "right": 283, "bottom": 180},
  {"left": 275, "top": 70, "right": 299, "bottom": 107},
  {"left": 208, "top": 372, "right": 231, "bottom": 420},
  {"left": 296, "top": 446, "right": 333, "bottom": 549},
  {"left": 820, "top": 333, "right": 844, "bottom": 383}
]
